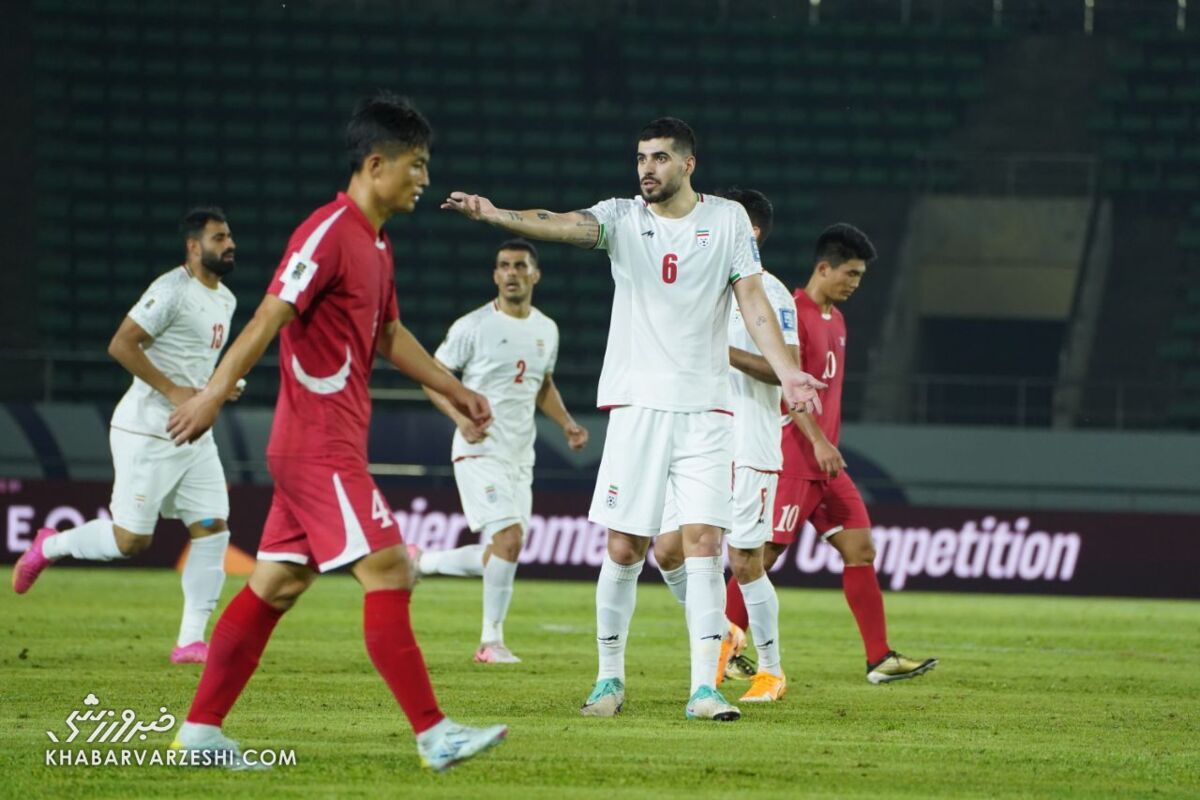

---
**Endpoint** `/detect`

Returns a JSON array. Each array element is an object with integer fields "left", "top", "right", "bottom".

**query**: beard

[
  {"left": 202, "top": 248, "right": 235, "bottom": 276},
  {"left": 640, "top": 176, "right": 681, "bottom": 205}
]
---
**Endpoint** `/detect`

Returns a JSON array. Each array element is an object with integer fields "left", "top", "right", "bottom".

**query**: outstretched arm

[
  {"left": 441, "top": 191, "right": 601, "bottom": 249},
  {"left": 537, "top": 374, "right": 589, "bottom": 451},
  {"left": 733, "top": 275, "right": 825, "bottom": 413},
  {"left": 167, "top": 294, "right": 296, "bottom": 444}
]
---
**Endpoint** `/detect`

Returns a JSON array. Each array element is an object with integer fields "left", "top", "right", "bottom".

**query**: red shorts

[
  {"left": 771, "top": 471, "right": 871, "bottom": 545},
  {"left": 258, "top": 457, "right": 403, "bottom": 573}
]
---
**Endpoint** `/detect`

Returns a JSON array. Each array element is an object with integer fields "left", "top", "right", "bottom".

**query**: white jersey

[
  {"left": 729, "top": 270, "right": 799, "bottom": 472},
  {"left": 435, "top": 301, "right": 559, "bottom": 468},
  {"left": 111, "top": 266, "right": 236, "bottom": 439},
  {"left": 588, "top": 194, "right": 762, "bottom": 412}
]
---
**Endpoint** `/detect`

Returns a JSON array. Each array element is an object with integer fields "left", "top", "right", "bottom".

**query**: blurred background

[{"left": 1, "top": 0, "right": 1197, "bottom": 595}]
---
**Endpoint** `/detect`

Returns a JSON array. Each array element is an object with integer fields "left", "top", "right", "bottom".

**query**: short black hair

[
  {"left": 496, "top": 238, "right": 539, "bottom": 265},
  {"left": 814, "top": 223, "right": 877, "bottom": 267},
  {"left": 180, "top": 206, "right": 227, "bottom": 242},
  {"left": 637, "top": 117, "right": 696, "bottom": 157},
  {"left": 345, "top": 91, "right": 433, "bottom": 172},
  {"left": 720, "top": 188, "right": 774, "bottom": 245}
]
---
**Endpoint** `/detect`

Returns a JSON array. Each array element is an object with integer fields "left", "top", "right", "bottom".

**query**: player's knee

[
  {"left": 653, "top": 538, "right": 683, "bottom": 571},
  {"left": 608, "top": 535, "right": 647, "bottom": 566},
  {"left": 262, "top": 580, "right": 307, "bottom": 611},
  {"left": 113, "top": 527, "right": 151, "bottom": 556},
  {"left": 837, "top": 531, "right": 876, "bottom": 566},
  {"left": 491, "top": 525, "right": 523, "bottom": 561}
]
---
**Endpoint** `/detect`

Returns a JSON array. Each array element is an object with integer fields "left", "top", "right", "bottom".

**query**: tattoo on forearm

[
  {"left": 536, "top": 212, "right": 550, "bottom": 220},
  {"left": 505, "top": 211, "right": 523, "bottom": 222},
  {"left": 755, "top": 315, "right": 767, "bottom": 327}
]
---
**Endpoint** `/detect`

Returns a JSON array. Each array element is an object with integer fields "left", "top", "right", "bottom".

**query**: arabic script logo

[{"left": 46, "top": 694, "right": 176, "bottom": 744}]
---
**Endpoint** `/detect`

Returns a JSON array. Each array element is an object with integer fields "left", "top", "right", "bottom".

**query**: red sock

[
  {"left": 363, "top": 589, "right": 444, "bottom": 735},
  {"left": 725, "top": 574, "right": 749, "bottom": 631},
  {"left": 842, "top": 565, "right": 891, "bottom": 664},
  {"left": 187, "top": 586, "right": 283, "bottom": 726}
]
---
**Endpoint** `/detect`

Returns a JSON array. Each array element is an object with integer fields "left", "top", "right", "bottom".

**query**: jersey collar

[{"left": 335, "top": 192, "right": 388, "bottom": 247}]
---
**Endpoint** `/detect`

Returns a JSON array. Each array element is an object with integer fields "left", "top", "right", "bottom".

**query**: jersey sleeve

[
  {"left": 268, "top": 220, "right": 343, "bottom": 316},
  {"left": 728, "top": 205, "right": 764, "bottom": 285},
  {"left": 546, "top": 321, "right": 560, "bottom": 374},
  {"left": 767, "top": 279, "right": 801, "bottom": 347},
  {"left": 434, "top": 315, "right": 475, "bottom": 372},
  {"left": 127, "top": 270, "right": 186, "bottom": 338},
  {"left": 584, "top": 198, "right": 629, "bottom": 251}
]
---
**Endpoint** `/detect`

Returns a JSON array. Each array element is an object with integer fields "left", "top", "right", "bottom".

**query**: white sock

[
  {"left": 178, "top": 532, "right": 229, "bottom": 646},
  {"left": 41, "top": 519, "right": 125, "bottom": 561},
  {"left": 660, "top": 564, "right": 688, "bottom": 607},
  {"left": 595, "top": 554, "right": 643, "bottom": 683},
  {"left": 741, "top": 574, "right": 782, "bottom": 676},
  {"left": 419, "top": 544, "right": 485, "bottom": 577},
  {"left": 685, "top": 556, "right": 725, "bottom": 694},
  {"left": 481, "top": 555, "right": 518, "bottom": 644}
]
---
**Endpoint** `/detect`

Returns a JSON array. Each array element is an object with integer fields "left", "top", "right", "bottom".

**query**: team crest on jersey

[
  {"left": 485, "top": 484, "right": 497, "bottom": 504},
  {"left": 606, "top": 484, "right": 619, "bottom": 509},
  {"left": 779, "top": 308, "right": 796, "bottom": 332},
  {"left": 695, "top": 229, "right": 711, "bottom": 248},
  {"left": 536, "top": 339, "right": 546, "bottom": 357}
]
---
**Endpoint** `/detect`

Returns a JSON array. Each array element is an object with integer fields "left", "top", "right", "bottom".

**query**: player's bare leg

[
  {"left": 581, "top": 531, "right": 646, "bottom": 717},
  {"left": 173, "top": 559, "right": 314, "bottom": 768},
  {"left": 653, "top": 530, "right": 688, "bottom": 606},
  {"left": 475, "top": 523, "right": 522, "bottom": 663},
  {"left": 680, "top": 523, "right": 740, "bottom": 721},
  {"left": 172, "top": 519, "right": 231, "bottom": 664},
  {"left": 829, "top": 528, "right": 937, "bottom": 683},
  {"left": 728, "top": 544, "right": 785, "bottom": 702}
]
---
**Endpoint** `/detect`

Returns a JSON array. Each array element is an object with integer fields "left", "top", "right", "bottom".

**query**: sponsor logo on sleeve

[
  {"left": 780, "top": 308, "right": 796, "bottom": 332},
  {"left": 280, "top": 252, "right": 319, "bottom": 294},
  {"left": 750, "top": 236, "right": 761, "bottom": 263}
]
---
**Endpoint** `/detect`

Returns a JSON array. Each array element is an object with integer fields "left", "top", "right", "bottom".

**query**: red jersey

[
  {"left": 265, "top": 193, "right": 399, "bottom": 465},
  {"left": 781, "top": 289, "right": 846, "bottom": 479}
]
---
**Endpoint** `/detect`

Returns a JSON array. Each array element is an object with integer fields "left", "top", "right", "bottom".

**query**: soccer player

[
  {"left": 654, "top": 188, "right": 795, "bottom": 703},
  {"left": 418, "top": 238, "right": 588, "bottom": 664},
  {"left": 163, "top": 93, "right": 507, "bottom": 771},
  {"left": 728, "top": 223, "right": 938, "bottom": 684},
  {"left": 13, "top": 207, "right": 240, "bottom": 664},
  {"left": 442, "top": 118, "right": 824, "bottom": 721}
]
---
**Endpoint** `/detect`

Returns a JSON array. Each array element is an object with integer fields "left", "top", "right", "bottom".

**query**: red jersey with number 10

[
  {"left": 265, "top": 193, "right": 399, "bottom": 466},
  {"left": 780, "top": 289, "right": 847, "bottom": 479}
]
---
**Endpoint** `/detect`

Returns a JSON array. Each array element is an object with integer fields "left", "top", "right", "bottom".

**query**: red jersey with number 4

[
  {"left": 780, "top": 289, "right": 847, "bottom": 479},
  {"left": 265, "top": 193, "right": 399, "bottom": 466}
]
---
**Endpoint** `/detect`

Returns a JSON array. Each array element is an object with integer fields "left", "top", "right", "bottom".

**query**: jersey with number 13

[{"left": 586, "top": 194, "right": 761, "bottom": 413}]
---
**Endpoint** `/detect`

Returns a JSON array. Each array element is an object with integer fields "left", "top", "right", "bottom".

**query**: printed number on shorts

[
  {"left": 371, "top": 489, "right": 393, "bottom": 527},
  {"left": 775, "top": 503, "right": 801, "bottom": 533},
  {"left": 662, "top": 253, "right": 678, "bottom": 284},
  {"left": 514, "top": 359, "right": 526, "bottom": 383}
]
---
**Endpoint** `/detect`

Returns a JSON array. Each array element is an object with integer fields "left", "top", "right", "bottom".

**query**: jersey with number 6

[
  {"left": 728, "top": 270, "right": 799, "bottom": 472},
  {"left": 781, "top": 289, "right": 847, "bottom": 479},
  {"left": 436, "top": 301, "right": 558, "bottom": 468},
  {"left": 587, "top": 194, "right": 762, "bottom": 412},
  {"left": 110, "top": 266, "right": 236, "bottom": 440}
]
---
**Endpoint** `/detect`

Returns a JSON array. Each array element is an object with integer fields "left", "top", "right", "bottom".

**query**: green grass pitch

[{"left": 2, "top": 568, "right": 1197, "bottom": 798}]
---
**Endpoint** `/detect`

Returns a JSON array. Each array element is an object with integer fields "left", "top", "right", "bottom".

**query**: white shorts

[
  {"left": 453, "top": 456, "right": 532, "bottom": 541},
  {"left": 109, "top": 428, "right": 229, "bottom": 535},
  {"left": 727, "top": 467, "right": 778, "bottom": 549},
  {"left": 589, "top": 406, "right": 733, "bottom": 537}
]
